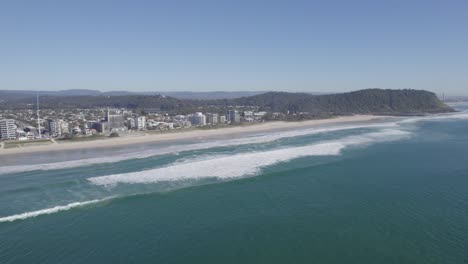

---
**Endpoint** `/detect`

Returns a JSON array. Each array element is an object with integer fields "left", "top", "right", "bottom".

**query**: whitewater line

[
  {"left": 0, "top": 197, "right": 113, "bottom": 223},
  {"left": 0, "top": 123, "right": 396, "bottom": 175},
  {"left": 88, "top": 129, "right": 412, "bottom": 186}
]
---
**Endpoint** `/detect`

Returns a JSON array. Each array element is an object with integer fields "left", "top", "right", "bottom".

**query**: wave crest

[
  {"left": 88, "top": 129, "right": 410, "bottom": 186},
  {"left": 0, "top": 123, "right": 394, "bottom": 175},
  {"left": 0, "top": 198, "right": 111, "bottom": 223}
]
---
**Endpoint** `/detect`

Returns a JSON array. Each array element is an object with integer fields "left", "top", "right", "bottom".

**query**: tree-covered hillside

[
  {"left": 229, "top": 89, "right": 453, "bottom": 115},
  {"left": 0, "top": 89, "right": 454, "bottom": 116}
]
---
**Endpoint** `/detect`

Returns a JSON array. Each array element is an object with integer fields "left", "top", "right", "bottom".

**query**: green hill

[
  {"left": 1, "top": 89, "right": 454, "bottom": 117},
  {"left": 231, "top": 89, "right": 453, "bottom": 115}
]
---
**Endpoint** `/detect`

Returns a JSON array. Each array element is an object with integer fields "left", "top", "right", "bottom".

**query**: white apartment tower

[
  {"left": 0, "top": 119, "right": 16, "bottom": 140},
  {"left": 219, "top": 115, "right": 226, "bottom": 124},
  {"left": 206, "top": 113, "right": 218, "bottom": 125},
  {"left": 48, "top": 119, "right": 60, "bottom": 137},
  {"left": 48, "top": 119, "right": 68, "bottom": 137},
  {"left": 190, "top": 112, "right": 206, "bottom": 126},
  {"left": 136, "top": 116, "right": 146, "bottom": 130},
  {"left": 227, "top": 110, "right": 240, "bottom": 123}
]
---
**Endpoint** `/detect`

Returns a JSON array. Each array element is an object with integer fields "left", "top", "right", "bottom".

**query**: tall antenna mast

[{"left": 37, "top": 92, "right": 41, "bottom": 139}]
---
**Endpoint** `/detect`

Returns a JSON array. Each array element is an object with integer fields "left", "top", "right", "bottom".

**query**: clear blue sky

[{"left": 1, "top": 0, "right": 467, "bottom": 95}]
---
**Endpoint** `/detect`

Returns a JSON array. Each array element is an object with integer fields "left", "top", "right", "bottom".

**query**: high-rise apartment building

[
  {"left": 227, "top": 110, "right": 240, "bottom": 123},
  {"left": 0, "top": 119, "right": 16, "bottom": 140}
]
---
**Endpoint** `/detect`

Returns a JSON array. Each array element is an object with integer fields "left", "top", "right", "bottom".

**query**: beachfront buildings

[
  {"left": 0, "top": 107, "right": 269, "bottom": 140},
  {"left": 136, "top": 116, "right": 146, "bottom": 130},
  {"left": 243, "top": 111, "right": 255, "bottom": 122},
  {"left": 189, "top": 112, "right": 206, "bottom": 126},
  {"left": 173, "top": 115, "right": 192, "bottom": 128},
  {"left": 97, "top": 122, "right": 109, "bottom": 134},
  {"left": 0, "top": 119, "right": 16, "bottom": 140},
  {"left": 106, "top": 109, "right": 127, "bottom": 134},
  {"left": 128, "top": 117, "right": 136, "bottom": 129},
  {"left": 107, "top": 113, "right": 124, "bottom": 130},
  {"left": 59, "top": 120, "right": 69, "bottom": 135},
  {"left": 127, "top": 116, "right": 146, "bottom": 130},
  {"left": 206, "top": 113, "right": 218, "bottom": 125},
  {"left": 47, "top": 119, "right": 69, "bottom": 137},
  {"left": 219, "top": 115, "right": 226, "bottom": 124},
  {"left": 227, "top": 110, "right": 241, "bottom": 123},
  {"left": 47, "top": 119, "right": 60, "bottom": 137},
  {"left": 16, "top": 130, "right": 35, "bottom": 141}
]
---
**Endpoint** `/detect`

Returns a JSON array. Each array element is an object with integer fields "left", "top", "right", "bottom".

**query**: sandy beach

[{"left": 0, "top": 115, "right": 383, "bottom": 156}]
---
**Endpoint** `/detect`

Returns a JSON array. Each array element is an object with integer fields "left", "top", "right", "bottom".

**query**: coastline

[{"left": 0, "top": 115, "right": 383, "bottom": 156}]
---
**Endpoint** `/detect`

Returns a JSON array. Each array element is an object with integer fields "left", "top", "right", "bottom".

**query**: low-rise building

[
  {"left": 174, "top": 120, "right": 191, "bottom": 128},
  {"left": 243, "top": 111, "right": 255, "bottom": 122}
]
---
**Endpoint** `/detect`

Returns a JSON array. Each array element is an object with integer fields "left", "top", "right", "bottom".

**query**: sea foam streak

[
  {"left": 0, "top": 198, "right": 112, "bottom": 223},
  {"left": 0, "top": 129, "right": 409, "bottom": 223},
  {"left": 2, "top": 112, "right": 467, "bottom": 175},
  {"left": 0, "top": 123, "right": 395, "bottom": 175},
  {"left": 88, "top": 129, "right": 410, "bottom": 186},
  {"left": 399, "top": 110, "right": 468, "bottom": 124}
]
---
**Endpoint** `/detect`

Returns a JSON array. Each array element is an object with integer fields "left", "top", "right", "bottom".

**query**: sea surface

[{"left": 1, "top": 104, "right": 468, "bottom": 264}]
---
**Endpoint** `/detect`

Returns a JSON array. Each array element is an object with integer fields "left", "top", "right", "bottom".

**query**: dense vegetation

[
  {"left": 230, "top": 89, "right": 453, "bottom": 115},
  {"left": 0, "top": 89, "right": 453, "bottom": 117}
]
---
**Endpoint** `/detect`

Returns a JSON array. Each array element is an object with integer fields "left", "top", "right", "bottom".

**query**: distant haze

[{"left": 0, "top": 89, "right": 331, "bottom": 100}]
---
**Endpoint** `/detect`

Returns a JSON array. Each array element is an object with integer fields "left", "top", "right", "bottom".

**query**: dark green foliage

[
  {"left": 0, "top": 89, "right": 453, "bottom": 115},
  {"left": 232, "top": 89, "right": 453, "bottom": 115}
]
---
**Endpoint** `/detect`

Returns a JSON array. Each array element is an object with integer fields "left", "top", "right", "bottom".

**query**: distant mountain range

[
  {"left": 0, "top": 89, "right": 270, "bottom": 100},
  {"left": 0, "top": 89, "right": 453, "bottom": 117}
]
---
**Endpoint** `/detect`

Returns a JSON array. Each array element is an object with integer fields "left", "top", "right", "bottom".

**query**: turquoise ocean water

[{"left": 1, "top": 104, "right": 468, "bottom": 263}]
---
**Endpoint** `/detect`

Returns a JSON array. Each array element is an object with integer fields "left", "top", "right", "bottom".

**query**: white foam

[
  {"left": 88, "top": 129, "right": 411, "bottom": 186},
  {"left": 0, "top": 198, "right": 112, "bottom": 223},
  {"left": 398, "top": 110, "right": 468, "bottom": 124},
  {"left": 3, "top": 111, "right": 467, "bottom": 176},
  {"left": 0, "top": 123, "right": 395, "bottom": 175}
]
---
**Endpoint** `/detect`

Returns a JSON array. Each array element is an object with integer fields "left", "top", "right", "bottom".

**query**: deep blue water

[{"left": 1, "top": 104, "right": 468, "bottom": 263}]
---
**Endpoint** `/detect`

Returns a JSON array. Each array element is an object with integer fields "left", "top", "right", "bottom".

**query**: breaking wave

[
  {"left": 3, "top": 111, "right": 467, "bottom": 224},
  {"left": 0, "top": 123, "right": 395, "bottom": 175},
  {"left": 3, "top": 110, "right": 465, "bottom": 176},
  {"left": 0, "top": 197, "right": 112, "bottom": 223},
  {"left": 399, "top": 110, "right": 468, "bottom": 124},
  {"left": 88, "top": 129, "right": 411, "bottom": 186},
  {"left": 0, "top": 128, "right": 411, "bottom": 223}
]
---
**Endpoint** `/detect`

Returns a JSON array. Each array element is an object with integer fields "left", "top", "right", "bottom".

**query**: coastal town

[
  {"left": 0, "top": 88, "right": 455, "bottom": 147},
  {"left": 0, "top": 106, "right": 268, "bottom": 142}
]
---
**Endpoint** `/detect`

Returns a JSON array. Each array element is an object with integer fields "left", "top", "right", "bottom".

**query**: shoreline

[{"left": 0, "top": 115, "right": 384, "bottom": 156}]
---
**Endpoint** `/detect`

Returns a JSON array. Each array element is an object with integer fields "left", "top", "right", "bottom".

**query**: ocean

[{"left": 1, "top": 104, "right": 468, "bottom": 264}]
